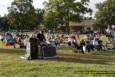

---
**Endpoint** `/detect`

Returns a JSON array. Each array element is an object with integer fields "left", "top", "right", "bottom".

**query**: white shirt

[
  {"left": 24, "top": 38, "right": 29, "bottom": 46},
  {"left": 0, "top": 35, "right": 3, "bottom": 40},
  {"left": 68, "top": 37, "right": 72, "bottom": 42},
  {"left": 93, "top": 40, "right": 99, "bottom": 46}
]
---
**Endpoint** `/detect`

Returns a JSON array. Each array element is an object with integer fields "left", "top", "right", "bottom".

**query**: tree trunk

[{"left": 65, "top": 22, "right": 70, "bottom": 34}]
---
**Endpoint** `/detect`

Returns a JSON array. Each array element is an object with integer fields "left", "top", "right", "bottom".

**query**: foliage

[
  {"left": 7, "top": 0, "right": 37, "bottom": 30},
  {"left": 43, "top": 10, "right": 62, "bottom": 29},
  {"left": 35, "top": 9, "right": 44, "bottom": 26},
  {"left": 95, "top": 0, "right": 115, "bottom": 28},
  {"left": 43, "top": 0, "right": 92, "bottom": 31},
  {"left": 0, "top": 16, "right": 10, "bottom": 31}
]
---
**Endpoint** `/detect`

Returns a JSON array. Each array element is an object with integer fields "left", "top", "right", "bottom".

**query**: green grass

[
  {"left": 0, "top": 47, "right": 115, "bottom": 77},
  {"left": 0, "top": 35, "right": 115, "bottom": 77}
]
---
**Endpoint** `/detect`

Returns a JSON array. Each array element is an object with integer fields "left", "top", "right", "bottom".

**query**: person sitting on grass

[
  {"left": 0, "top": 34, "right": 4, "bottom": 43},
  {"left": 68, "top": 36, "right": 73, "bottom": 46},
  {"left": 85, "top": 38, "right": 92, "bottom": 53},
  {"left": 110, "top": 36, "right": 115, "bottom": 50},
  {"left": 55, "top": 35, "right": 60, "bottom": 48},
  {"left": 93, "top": 38, "right": 101, "bottom": 51},
  {"left": 68, "top": 35, "right": 78, "bottom": 48},
  {"left": 79, "top": 39, "right": 86, "bottom": 54}
]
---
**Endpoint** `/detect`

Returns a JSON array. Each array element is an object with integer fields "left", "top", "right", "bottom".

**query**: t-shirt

[
  {"left": 37, "top": 33, "right": 45, "bottom": 41},
  {"left": 93, "top": 40, "right": 99, "bottom": 46}
]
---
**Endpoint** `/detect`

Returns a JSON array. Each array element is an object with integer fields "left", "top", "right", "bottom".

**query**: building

[{"left": 69, "top": 19, "right": 94, "bottom": 33}]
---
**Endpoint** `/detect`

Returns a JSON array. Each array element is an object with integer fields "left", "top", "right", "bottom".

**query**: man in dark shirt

[{"left": 37, "top": 30, "right": 46, "bottom": 42}]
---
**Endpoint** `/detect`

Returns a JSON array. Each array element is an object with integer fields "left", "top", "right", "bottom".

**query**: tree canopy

[
  {"left": 43, "top": 0, "right": 92, "bottom": 32},
  {"left": 0, "top": 16, "right": 10, "bottom": 31},
  {"left": 95, "top": 0, "right": 115, "bottom": 28},
  {"left": 7, "top": 0, "right": 37, "bottom": 30},
  {"left": 0, "top": 0, "right": 92, "bottom": 31}
]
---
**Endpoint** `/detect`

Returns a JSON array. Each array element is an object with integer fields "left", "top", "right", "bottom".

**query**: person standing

[{"left": 37, "top": 30, "right": 46, "bottom": 42}]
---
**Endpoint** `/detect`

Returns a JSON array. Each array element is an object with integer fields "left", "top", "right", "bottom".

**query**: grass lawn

[{"left": 0, "top": 46, "right": 115, "bottom": 77}]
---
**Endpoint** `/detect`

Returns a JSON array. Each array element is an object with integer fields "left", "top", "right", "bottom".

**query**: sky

[{"left": 0, "top": 0, "right": 104, "bottom": 17}]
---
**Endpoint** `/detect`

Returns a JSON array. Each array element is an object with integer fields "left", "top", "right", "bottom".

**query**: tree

[
  {"left": 0, "top": 16, "right": 10, "bottom": 31},
  {"left": 7, "top": 0, "right": 37, "bottom": 30},
  {"left": 43, "top": 0, "right": 92, "bottom": 33},
  {"left": 95, "top": 0, "right": 115, "bottom": 28},
  {"left": 43, "top": 8, "right": 63, "bottom": 30},
  {"left": 35, "top": 9, "right": 44, "bottom": 27}
]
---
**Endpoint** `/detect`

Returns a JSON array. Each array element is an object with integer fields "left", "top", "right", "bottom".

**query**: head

[{"left": 39, "top": 30, "right": 44, "bottom": 34}]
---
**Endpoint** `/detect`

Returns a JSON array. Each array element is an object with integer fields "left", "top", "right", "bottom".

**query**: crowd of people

[
  {"left": 67, "top": 34, "right": 103, "bottom": 54},
  {"left": 0, "top": 27, "right": 115, "bottom": 54},
  {"left": 0, "top": 32, "right": 29, "bottom": 48}
]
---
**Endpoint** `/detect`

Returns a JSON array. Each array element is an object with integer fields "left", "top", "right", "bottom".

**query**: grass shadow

[
  {"left": 92, "top": 50, "right": 115, "bottom": 56},
  {"left": 45, "top": 53, "right": 114, "bottom": 65},
  {"left": 0, "top": 48, "right": 115, "bottom": 65}
]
